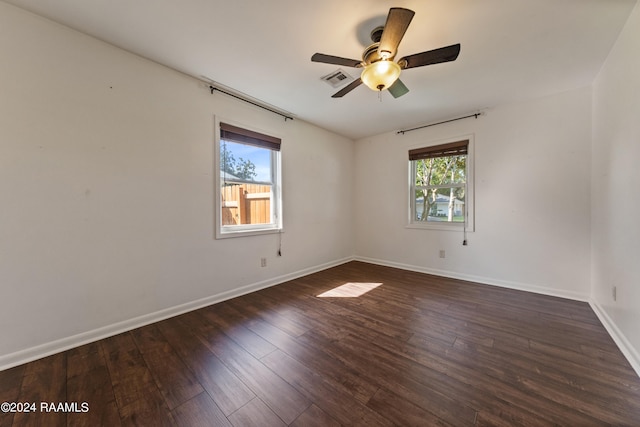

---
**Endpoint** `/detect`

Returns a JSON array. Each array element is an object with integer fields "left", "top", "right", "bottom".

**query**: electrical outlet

[
  {"left": 612, "top": 286, "right": 617, "bottom": 301},
  {"left": 439, "top": 250, "right": 445, "bottom": 259},
  {"left": 261, "top": 257, "right": 267, "bottom": 267}
]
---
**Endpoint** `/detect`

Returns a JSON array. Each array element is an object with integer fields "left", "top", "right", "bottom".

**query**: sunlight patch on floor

[{"left": 317, "top": 282, "right": 383, "bottom": 298}]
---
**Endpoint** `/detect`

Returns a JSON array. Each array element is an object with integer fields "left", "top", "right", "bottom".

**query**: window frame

[
  {"left": 214, "top": 117, "right": 283, "bottom": 239},
  {"left": 407, "top": 135, "right": 475, "bottom": 232}
]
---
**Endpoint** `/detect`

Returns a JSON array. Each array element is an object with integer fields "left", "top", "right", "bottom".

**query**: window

[
  {"left": 215, "top": 121, "right": 282, "bottom": 238},
  {"left": 408, "top": 137, "right": 474, "bottom": 231}
]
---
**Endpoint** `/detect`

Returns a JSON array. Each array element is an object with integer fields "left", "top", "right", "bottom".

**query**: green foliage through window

[
  {"left": 413, "top": 155, "right": 466, "bottom": 223},
  {"left": 221, "top": 141, "right": 258, "bottom": 181}
]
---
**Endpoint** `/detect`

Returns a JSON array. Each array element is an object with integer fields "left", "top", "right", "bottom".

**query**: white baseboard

[
  {"left": 0, "top": 257, "right": 354, "bottom": 371},
  {"left": 589, "top": 300, "right": 640, "bottom": 378},
  {"left": 354, "top": 256, "right": 590, "bottom": 302}
]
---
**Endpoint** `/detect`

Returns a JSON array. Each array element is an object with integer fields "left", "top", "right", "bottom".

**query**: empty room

[{"left": 1, "top": 0, "right": 639, "bottom": 425}]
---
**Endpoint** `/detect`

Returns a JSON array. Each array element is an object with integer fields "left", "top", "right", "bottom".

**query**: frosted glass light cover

[{"left": 361, "top": 61, "right": 401, "bottom": 91}]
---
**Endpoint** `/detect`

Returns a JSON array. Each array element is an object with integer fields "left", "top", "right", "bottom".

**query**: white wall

[
  {"left": 354, "top": 87, "right": 592, "bottom": 300},
  {"left": 0, "top": 3, "right": 353, "bottom": 368},
  {"left": 592, "top": 1, "right": 640, "bottom": 372}
]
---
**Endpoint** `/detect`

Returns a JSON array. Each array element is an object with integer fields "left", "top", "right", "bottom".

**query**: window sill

[
  {"left": 406, "top": 222, "right": 474, "bottom": 232},
  {"left": 216, "top": 226, "right": 282, "bottom": 239}
]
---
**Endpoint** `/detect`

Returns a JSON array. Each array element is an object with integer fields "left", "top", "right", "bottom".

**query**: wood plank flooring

[{"left": 2, "top": 261, "right": 640, "bottom": 426}]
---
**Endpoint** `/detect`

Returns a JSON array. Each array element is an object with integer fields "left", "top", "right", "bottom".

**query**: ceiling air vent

[{"left": 320, "top": 69, "right": 354, "bottom": 88}]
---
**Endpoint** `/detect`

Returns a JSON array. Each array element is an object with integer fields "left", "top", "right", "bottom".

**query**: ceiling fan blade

[
  {"left": 332, "top": 78, "right": 363, "bottom": 98},
  {"left": 388, "top": 79, "right": 409, "bottom": 98},
  {"left": 311, "top": 53, "right": 362, "bottom": 68},
  {"left": 377, "top": 8, "right": 415, "bottom": 59},
  {"left": 398, "top": 44, "right": 461, "bottom": 69}
]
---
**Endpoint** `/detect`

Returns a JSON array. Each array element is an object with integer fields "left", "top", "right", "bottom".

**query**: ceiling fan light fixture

[
  {"left": 311, "top": 8, "right": 460, "bottom": 98},
  {"left": 361, "top": 60, "right": 401, "bottom": 92}
]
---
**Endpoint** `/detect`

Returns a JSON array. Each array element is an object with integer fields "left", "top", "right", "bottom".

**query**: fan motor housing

[{"left": 362, "top": 43, "right": 383, "bottom": 65}]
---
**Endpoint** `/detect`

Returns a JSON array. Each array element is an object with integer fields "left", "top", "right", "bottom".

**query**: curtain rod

[
  {"left": 397, "top": 112, "right": 483, "bottom": 135},
  {"left": 209, "top": 85, "right": 294, "bottom": 121}
]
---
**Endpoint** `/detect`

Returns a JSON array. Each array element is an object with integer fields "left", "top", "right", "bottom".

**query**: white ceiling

[{"left": 4, "top": 0, "right": 637, "bottom": 140}]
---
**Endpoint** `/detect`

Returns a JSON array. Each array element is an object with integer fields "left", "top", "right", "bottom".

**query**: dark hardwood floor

[{"left": 2, "top": 261, "right": 640, "bottom": 426}]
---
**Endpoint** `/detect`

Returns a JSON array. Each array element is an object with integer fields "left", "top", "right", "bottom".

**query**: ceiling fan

[{"left": 311, "top": 7, "right": 460, "bottom": 98}]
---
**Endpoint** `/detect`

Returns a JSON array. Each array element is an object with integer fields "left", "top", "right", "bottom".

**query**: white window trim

[
  {"left": 406, "top": 134, "right": 475, "bottom": 232},
  {"left": 214, "top": 116, "right": 283, "bottom": 239}
]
